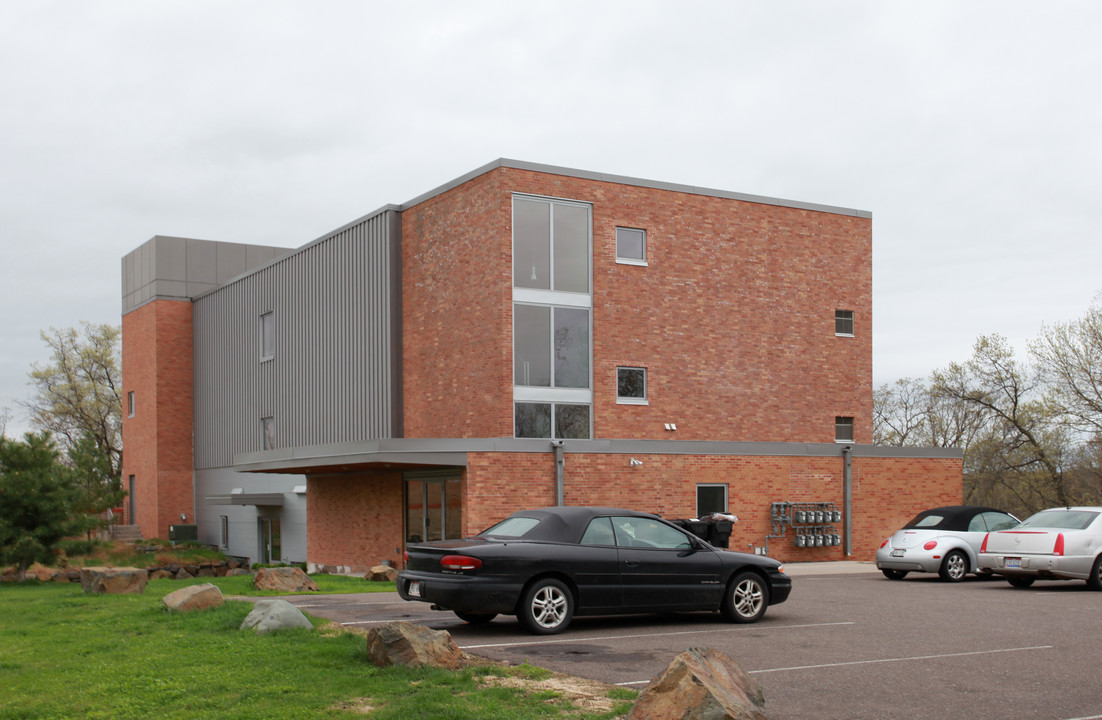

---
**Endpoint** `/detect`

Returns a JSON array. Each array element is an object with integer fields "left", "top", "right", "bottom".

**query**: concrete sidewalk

[{"left": 780, "top": 560, "right": 878, "bottom": 576}]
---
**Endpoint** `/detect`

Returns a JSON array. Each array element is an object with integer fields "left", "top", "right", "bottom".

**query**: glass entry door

[
  {"left": 405, "top": 476, "right": 462, "bottom": 545},
  {"left": 258, "top": 517, "right": 281, "bottom": 564}
]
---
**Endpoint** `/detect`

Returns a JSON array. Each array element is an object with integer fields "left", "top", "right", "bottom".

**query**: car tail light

[
  {"left": 1053, "top": 533, "right": 1065, "bottom": 556},
  {"left": 923, "top": 540, "right": 938, "bottom": 551},
  {"left": 440, "top": 555, "right": 483, "bottom": 570},
  {"left": 880, "top": 538, "right": 890, "bottom": 549},
  {"left": 980, "top": 533, "right": 989, "bottom": 553}
]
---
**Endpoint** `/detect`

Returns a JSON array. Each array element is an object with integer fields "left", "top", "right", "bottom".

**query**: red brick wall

[
  {"left": 401, "top": 166, "right": 872, "bottom": 444},
  {"left": 306, "top": 471, "right": 404, "bottom": 573},
  {"left": 464, "top": 451, "right": 961, "bottom": 564},
  {"left": 120, "top": 299, "right": 195, "bottom": 540}
]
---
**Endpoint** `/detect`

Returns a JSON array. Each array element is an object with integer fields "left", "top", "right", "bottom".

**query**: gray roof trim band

[{"left": 233, "top": 438, "right": 960, "bottom": 474}]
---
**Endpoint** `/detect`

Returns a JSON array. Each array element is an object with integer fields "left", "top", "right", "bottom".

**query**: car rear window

[
  {"left": 1018, "top": 510, "right": 1099, "bottom": 530},
  {"left": 904, "top": 512, "right": 946, "bottom": 529},
  {"left": 479, "top": 517, "right": 540, "bottom": 538}
]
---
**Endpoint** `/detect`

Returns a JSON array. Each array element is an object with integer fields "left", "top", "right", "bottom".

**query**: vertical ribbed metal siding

[{"left": 193, "top": 210, "right": 398, "bottom": 469}]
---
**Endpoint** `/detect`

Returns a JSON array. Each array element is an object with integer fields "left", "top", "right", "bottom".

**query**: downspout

[
  {"left": 842, "top": 445, "right": 853, "bottom": 557},
  {"left": 552, "top": 440, "right": 565, "bottom": 506}
]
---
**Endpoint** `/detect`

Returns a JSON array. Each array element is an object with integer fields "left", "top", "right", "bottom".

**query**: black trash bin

[{"left": 707, "top": 519, "right": 733, "bottom": 548}]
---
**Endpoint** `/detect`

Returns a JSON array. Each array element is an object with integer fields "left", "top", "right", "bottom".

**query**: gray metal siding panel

[{"left": 193, "top": 211, "right": 397, "bottom": 469}]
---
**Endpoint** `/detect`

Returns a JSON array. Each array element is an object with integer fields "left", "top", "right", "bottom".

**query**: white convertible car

[{"left": 977, "top": 506, "right": 1102, "bottom": 589}]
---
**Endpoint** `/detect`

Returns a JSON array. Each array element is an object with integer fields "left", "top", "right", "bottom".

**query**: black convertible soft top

[
  {"left": 480, "top": 506, "right": 659, "bottom": 543},
  {"left": 902, "top": 505, "right": 1007, "bottom": 532}
]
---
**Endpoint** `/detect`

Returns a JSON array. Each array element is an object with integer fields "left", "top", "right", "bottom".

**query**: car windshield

[
  {"left": 903, "top": 512, "right": 947, "bottom": 529},
  {"left": 1018, "top": 509, "right": 1100, "bottom": 530},
  {"left": 479, "top": 516, "right": 540, "bottom": 538}
]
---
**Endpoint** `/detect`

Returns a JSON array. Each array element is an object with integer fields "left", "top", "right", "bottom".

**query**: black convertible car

[{"left": 397, "top": 506, "right": 791, "bottom": 634}]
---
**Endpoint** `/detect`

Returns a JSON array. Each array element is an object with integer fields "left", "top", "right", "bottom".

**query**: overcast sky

[{"left": 2, "top": 2, "right": 1100, "bottom": 437}]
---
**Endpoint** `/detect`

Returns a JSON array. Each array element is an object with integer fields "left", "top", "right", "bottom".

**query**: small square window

[
  {"left": 697, "top": 484, "right": 728, "bottom": 517},
  {"left": 835, "top": 416, "right": 854, "bottom": 443},
  {"left": 835, "top": 310, "right": 854, "bottom": 336},
  {"left": 617, "top": 367, "right": 647, "bottom": 404},
  {"left": 127, "top": 391, "right": 135, "bottom": 418},
  {"left": 260, "top": 312, "right": 275, "bottom": 360},
  {"left": 616, "top": 227, "right": 647, "bottom": 264}
]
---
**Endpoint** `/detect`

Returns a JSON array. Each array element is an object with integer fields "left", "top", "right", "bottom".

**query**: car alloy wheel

[
  {"left": 1088, "top": 556, "right": 1102, "bottom": 591},
  {"left": 939, "top": 550, "right": 968, "bottom": 582},
  {"left": 518, "top": 578, "right": 573, "bottom": 635},
  {"left": 722, "top": 571, "right": 769, "bottom": 623}
]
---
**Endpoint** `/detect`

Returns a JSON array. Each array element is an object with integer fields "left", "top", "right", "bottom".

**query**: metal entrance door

[
  {"left": 405, "top": 476, "right": 462, "bottom": 544},
  {"left": 258, "top": 517, "right": 281, "bottom": 564}
]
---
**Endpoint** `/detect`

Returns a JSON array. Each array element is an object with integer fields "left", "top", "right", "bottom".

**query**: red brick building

[{"left": 120, "top": 160, "right": 961, "bottom": 570}]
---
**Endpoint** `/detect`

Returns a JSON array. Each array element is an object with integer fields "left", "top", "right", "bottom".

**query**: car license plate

[
  {"left": 891, "top": 549, "right": 905, "bottom": 558},
  {"left": 1005, "top": 557, "right": 1022, "bottom": 569},
  {"left": 408, "top": 581, "right": 422, "bottom": 598}
]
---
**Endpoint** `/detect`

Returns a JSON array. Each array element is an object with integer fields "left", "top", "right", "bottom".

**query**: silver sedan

[{"left": 876, "top": 506, "right": 1019, "bottom": 582}]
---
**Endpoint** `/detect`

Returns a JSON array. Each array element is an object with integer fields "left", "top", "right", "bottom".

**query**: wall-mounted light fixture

[
  {"left": 664, "top": 423, "right": 677, "bottom": 431},
  {"left": 630, "top": 458, "right": 643, "bottom": 467}
]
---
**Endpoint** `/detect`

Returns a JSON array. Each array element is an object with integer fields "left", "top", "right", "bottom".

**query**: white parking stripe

[
  {"left": 612, "top": 644, "right": 1054, "bottom": 686},
  {"left": 749, "top": 645, "right": 1053, "bottom": 674},
  {"left": 458, "top": 621, "right": 855, "bottom": 650}
]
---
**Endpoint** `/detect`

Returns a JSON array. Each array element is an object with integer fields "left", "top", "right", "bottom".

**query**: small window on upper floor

[
  {"left": 617, "top": 367, "right": 648, "bottom": 404},
  {"left": 616, "top": 227, "right": 647, "bottom": 265},
  {"left": 260, "top": 312, "right": 275, "bottom": 360},
  {"left": 127, "top": 391, "right": 135, "bottom": 418},
  {"left": 835, "top": 416, "right": 854, "bottom": 443},
  {"left": 835, "top": 310, "right": 854, "bottom": 336}
]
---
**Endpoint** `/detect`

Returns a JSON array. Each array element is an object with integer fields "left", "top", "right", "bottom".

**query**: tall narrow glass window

[
  {"left": 513, "top": 199, "right": 551, "bottom": 290},
  {"left": 512, "top": 195, "right": 592, "bottom": 439},
  {"left": 260, "top": 312, "right": 275, "bottom": 359}
]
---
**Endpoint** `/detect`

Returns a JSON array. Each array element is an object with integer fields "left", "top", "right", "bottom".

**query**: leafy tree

[
  {"left": 0, "top": 433, "right": 83, "bottom": 581},
  {"left": 21, "top": 323, "right": 122, "bottom": 485},
  {"left": 931, "top": 335, "right": 1078, "bottom": 515},
  {"left": 67, "top": 432, "right": 126, "bottom": 541},
  {"left": 1031, "top": 302, "right": 1102, "bottom": 436}
]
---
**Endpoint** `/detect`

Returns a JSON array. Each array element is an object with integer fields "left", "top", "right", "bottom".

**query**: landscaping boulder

[
  {"left": 365, "top": 621, "right": 463, "bottom": 670},
  {"left": 162, "top": 583, "right": 224, "bottom": 613},
  {"left": 365, "top": 564, "right": 398, "bottom": 582},
  {"left": 627, "top": 647, "right": 767, "bottom": 720},
  {"left": 80, "top": 567, "right": 149, "bottom": 595},
  {"left": 253, "top": 566, "right": 318, "bottom": 592},
  {"left": 240, "top": 599, "right": 314, "bottom": 634}
]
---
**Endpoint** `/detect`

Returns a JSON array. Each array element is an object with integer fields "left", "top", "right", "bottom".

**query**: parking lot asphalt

[{"left": 285, "top": 562, "right": 1102, "bottom": 719}]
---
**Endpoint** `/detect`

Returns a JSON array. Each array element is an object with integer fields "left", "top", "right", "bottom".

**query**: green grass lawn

[{"left": 0, "top": 577, "right": 635, "bottom": 719}]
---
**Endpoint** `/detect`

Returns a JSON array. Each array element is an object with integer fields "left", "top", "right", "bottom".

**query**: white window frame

[
  {"left": 615, "top": 227, "right": 648, "bottom": 266},
  {"left": 835, "top": 416, "right": 855, "bottom": 443},
  {"left": 835, "top": 309, "right": 854, "bottom": 337},
  {"left": 616, "top": 366, "right": 648, "bottom": 405},
  {"left": 696, "top": 484, "right": 729, "bottom": 517},
  {"left": 260, "top": 311, "right": 275, "bottom": 360}
]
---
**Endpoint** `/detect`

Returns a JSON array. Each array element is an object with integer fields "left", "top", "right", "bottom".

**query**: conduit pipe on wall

[
  {"left": 842, "top": 445, "right": 853, "bottom": 556},
  {"left": 552, "top": 440, "right": 564, "bottom": 506}
]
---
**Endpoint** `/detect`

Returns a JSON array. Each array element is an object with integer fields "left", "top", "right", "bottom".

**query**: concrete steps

[{"left": 111, "top": 525, "right": 144, "bottom": 543}]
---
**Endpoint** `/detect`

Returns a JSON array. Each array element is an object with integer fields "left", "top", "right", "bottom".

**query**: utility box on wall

[{"left": 169, "top": 524, "right": 198, "bottom": 544}]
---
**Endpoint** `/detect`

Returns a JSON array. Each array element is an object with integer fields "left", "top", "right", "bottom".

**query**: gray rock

[
  {"left": 162, "top": 583, "right": 224, "bottom": 613},
  {"left": 627, "top": 647, "right": 767, "bottom": 720},
  {"left": 240, "top": 599, "right": 314, "bottom": 634}
]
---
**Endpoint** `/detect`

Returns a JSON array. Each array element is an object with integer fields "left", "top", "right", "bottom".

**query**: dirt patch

[{"left": 478, "top": 672, "right": 625, "bottom": 714}]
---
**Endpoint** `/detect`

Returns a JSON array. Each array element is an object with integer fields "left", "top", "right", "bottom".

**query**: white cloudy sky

[{"left": 2, "top": 2, "right": 1100, "bottom": 437}]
